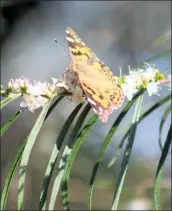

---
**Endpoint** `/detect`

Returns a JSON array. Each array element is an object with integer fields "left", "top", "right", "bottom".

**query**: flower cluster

[
  {"left": 1, "top": 63, "right": 171, "bottom": 112},
  {"left": 0, "top": 71, "right": 85, "bottom": 112},
  {"left": 117, "top": 63, "right": 170, "bottom": 101}
]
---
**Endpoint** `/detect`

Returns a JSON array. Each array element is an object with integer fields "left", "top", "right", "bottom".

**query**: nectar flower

[
  {"left": 121, "top": 83, "right": 137, "bottom": 101},
  {"left": 147, "top": 82, "right": 160, "bottom": 96},
  {"left": 119, "top": 63, "right": 166, "bottom": 100},
  {"left": 20, "top": 94, "right": 49, "bottom": 112},
  {"left": 8, "top": 77, "right": 30, "bottom": 93}
]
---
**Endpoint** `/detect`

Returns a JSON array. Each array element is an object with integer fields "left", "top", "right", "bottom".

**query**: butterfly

[{"left": 66, "top": 27, "right": 125, "bottom": 122}]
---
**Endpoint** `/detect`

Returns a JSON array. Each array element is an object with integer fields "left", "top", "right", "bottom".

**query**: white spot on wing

[
  {"left": 66, "top": 29, "right": 70, "bottom": 34},
  {"left": 75, "top": 39, "right": 80, "bottom": 43},
  {"left": 67, "top": 37, "right": 74, "bottom": 42},
  {"left": 98, "top": 107, "right": 103, "bottom": 113},
  {"left": 81, "top": 42, "right": 86, "bottom": 46},
  {"left": 87, "top": 97, "right": 96, "bottom": 106}
]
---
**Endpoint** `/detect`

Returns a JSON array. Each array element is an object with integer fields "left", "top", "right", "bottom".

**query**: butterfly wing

[{"left": 66, "top": 27, "right": 125, "bottom": 122}]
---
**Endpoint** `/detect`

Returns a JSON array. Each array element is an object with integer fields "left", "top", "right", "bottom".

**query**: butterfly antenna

[{"left": 54, "top": 39, "right": 70, "bottom": 60}]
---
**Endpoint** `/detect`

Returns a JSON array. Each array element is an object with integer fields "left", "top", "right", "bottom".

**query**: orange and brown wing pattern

[
  {"left": 66, "top": 27, "right": 97, "bottom": 63},
  {"left": 66, "top": 27, "right": 125, "bottom": 122}
]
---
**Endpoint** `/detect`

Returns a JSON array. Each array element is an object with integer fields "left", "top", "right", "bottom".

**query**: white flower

[
  {"left": 27, "top": 81, "right": 57, "bottom": 98},
  {"left": 27, "top": 81, "right": 48, "bottom": 95},
  {"left": 20, "top": 94, "right": 48, "bottom": 112},
  {"left": 147, "top": 82, "right": 160, "bottom": 96},
  {"left": 141, "top": 65, "right": 158, "bottom": 84},
  {"left": 8, "top": 77, "right": 30, "bottom": 92},
  {"left": 121, "top": 72, "right": 139, "bottom": 100},
  {"left": 121, "top": 83, "right": 137, "bottom": 101},
  {"left": 128, "top": 69, "right": 143, "bottom": 87},
  {"left": 51, "top": 78, "right": 58, "bottom": 84}
]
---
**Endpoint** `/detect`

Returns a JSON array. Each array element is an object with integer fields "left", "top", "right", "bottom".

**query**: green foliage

[
  {"left": 158, "top": 105, "right": 171, "bottom": 151},
  {"left": 61, "top": 115, "right": 98, "bottom": 210},
  {"left": 1, "top": 107, "right": 26, "bottom": 137},
  {"left": 1, "top": 97, "right": 64, "bottom": 210},
  {"left": 111, "top": 95, "right": 143, "bottom": 210},
  {"left": 1, "top": 138, "right": 27, "bottom": 210},
  {"left": 108, "top": 94, "right": 171, "bottom": 168},
  {"left": 48, "top": 103, "right": 92, "bottom": 210},
  {"left": 88, "top": 89, "right": 144, "bottom": 210},
  {"left": 0, "top": 93, "right": 21, "bottom": 109},
  {"left": 1, "top": 72, "right": 171, "bottom": 210},
  {"left": 154, "top": 124, "right": 172, "bottom": 210},
  {"left": 39, "top": 103, "right": 83, "bottom": 210}
]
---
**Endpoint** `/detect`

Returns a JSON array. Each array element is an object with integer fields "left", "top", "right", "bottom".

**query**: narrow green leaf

[
  {"left": 1, "top": 107, "right": 27, "bottom": 137},
  {"left": 48, "top": 103, "right": 92, "bottom": 211},
  {"left": 18, "top": 100, "right": 52, "bottom": 210},
  {"left": 39, "top": 103, "right": 83, "bottom": 210},
  {"left": 44, "top": 96, "right": 64, "bottom": 120},
  {"left": 144, "top": 49, "right": 171, "bottom": 63},
  {"left": 111, "top": 95, "right": 143, "bottom": 210},
  {"left": 1, "top": 138, "right": 27, "bottom": 210},
  {"left": 158, "top": 105, "right": 171, "bottom": 151},
  {"left": 108, "top": 94, "right": 171, "bottom": 168},
  {"left": 1, "top": 97, "right": 63, "bottom": 210},
  {"left": 154, "top": 124, "right": 172, "bottom": 210},
  {"left": 61, "top": 115, "right": 98, "bottom": 211},
  {"left": 151, "top": 30, "right": 171, "bottom": 48},
  {"left": 0, "top": 93, "right": 21, "bottom": 109},
  {"left": 88, "top": 89, "right": 144, "bottom": 210}
]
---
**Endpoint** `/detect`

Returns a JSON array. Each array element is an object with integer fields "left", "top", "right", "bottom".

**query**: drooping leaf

[
  {"left": 48, "top": 103, "right": 92, "bottom": 211},
  {"left": 108, "top": 94, "right": 171, "bottom": 168},
  {"left": 1, "top": 107, "right": 26, "bottom": 137},
  {"left": 61, "top": 115, "right": 98, "bottom": 210},
  {"left": 154, "top": 124, "right": 172, "bottom": 210},
  {"left": 1, "top": 96, "right": 64, "bottom": 210},
  {"left": 18, "top": 100, "right": 52, "bottom": 210},
  {"left": 0, "top": 94, "right": 21, "bottom": 109},
  {"left": 158, "top": 105, "right": 171, "bottom": 151},
  {"left": 111, "top": 95, "right": 143, "bottom": 210},
  {"left": 88, "top": 89, "right": 144, "bottom": 210},
  {"left": 39, "top": 103, "right": 83, "bottom": 210}
]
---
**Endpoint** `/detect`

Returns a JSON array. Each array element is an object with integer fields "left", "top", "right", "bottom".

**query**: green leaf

[
  {"left": 1, "top": 107, "right": 26, "bottom": 137},
  {"left": 158, "top": 105, "right": 171, "bottom": 151},
  {"left": 39, "top": 103, "right": 83, "bottom": 210},
  {"left": 151, "top": 30, "right": 171, "bottom": 48},
  {"left": 144, "top": 49, "right": 171, "bottom": 63},
  {"left": 48, "top": 103, "right": 92, "bottom": 211},
  {"left": 1, "top": 96, "right": 63, "bottom": 210},
  {"left": 88, "top": 89, "right": 144, "bottom": 210},
  {"left": 111, "top": 95, "right": 143, "bottom": 210},
  {"left": 61, "top": 115, "right": 98, "bottom": 210},
  {"left": 108, "top": 94, "right": 171, "bottom": 168},
  {"left": 18, "top": 100, "right": 52, "bottom": 210},
  {"left": 1, "top": 138, "right": 27, "bottom": 210},
  {"left": 154, "top": 124, "right": 172, "bottom": 210},
  {"left": 0, "top": 93, "right": 21, "bottom": 110}
]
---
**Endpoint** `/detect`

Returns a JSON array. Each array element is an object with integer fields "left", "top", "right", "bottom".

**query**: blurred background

[{"left": 1, "top": 1, "right": 171, "bottom": 210}]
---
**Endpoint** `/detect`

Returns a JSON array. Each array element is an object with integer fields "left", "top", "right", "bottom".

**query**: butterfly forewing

[{"left": 66, "top": 27, "right": 125, "bottom": 122}]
